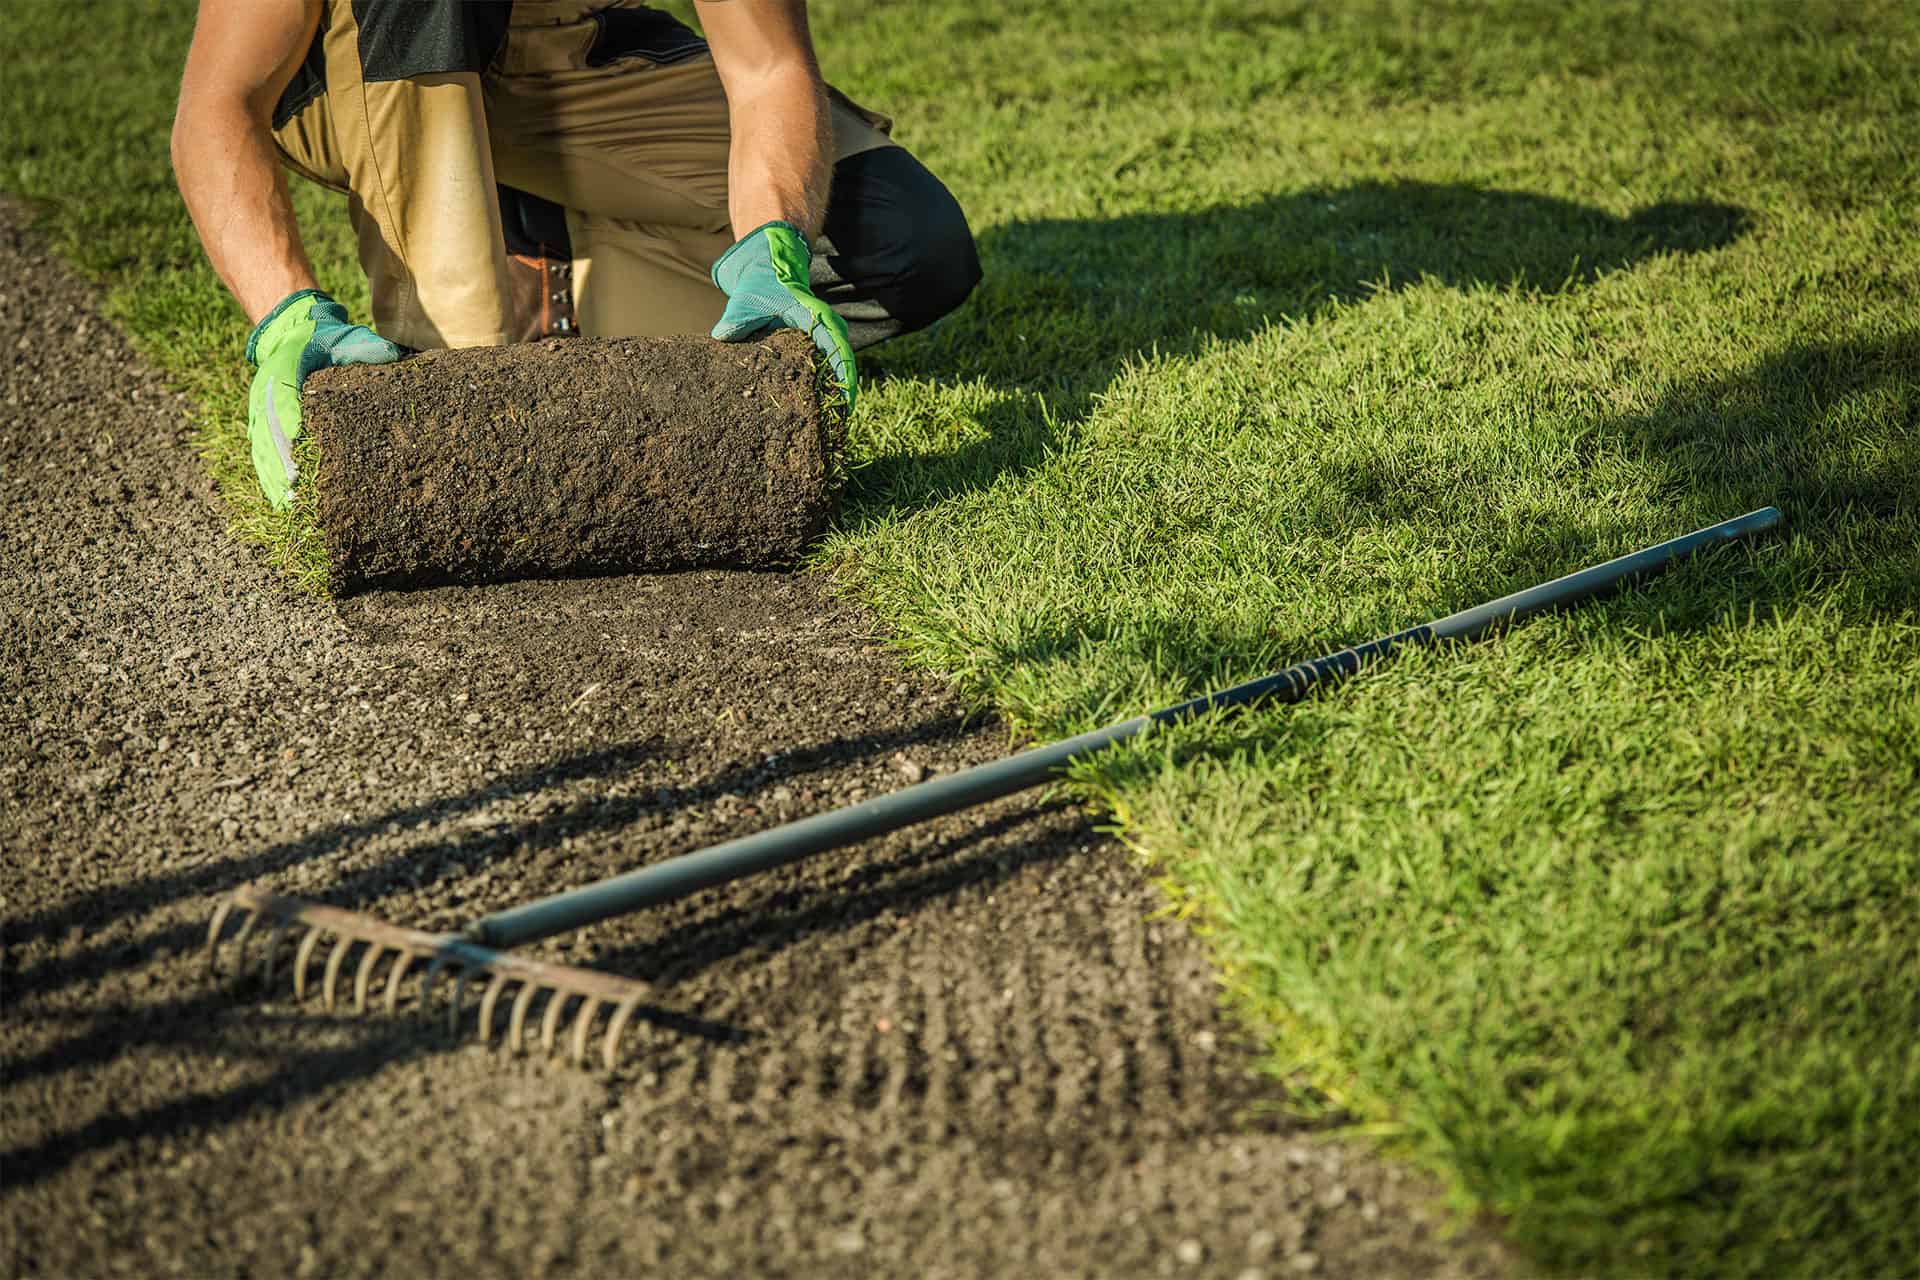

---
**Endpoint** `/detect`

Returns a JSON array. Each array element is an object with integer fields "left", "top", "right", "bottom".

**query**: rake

[{"left": 207, "top": 507, "right": 1782, "bottom": 1068}]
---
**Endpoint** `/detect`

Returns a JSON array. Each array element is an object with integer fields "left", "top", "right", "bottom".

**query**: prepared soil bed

[
  {"left": 307, "top": 330, "right": 839, "bottom": 592},
  {"left": 0, "top": 203, "right": 1510, "bottom": 1279}
]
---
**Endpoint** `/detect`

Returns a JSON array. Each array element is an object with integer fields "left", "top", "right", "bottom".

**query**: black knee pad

[
  {"left": 497, "top": 185, "right": 571, "bottom": 259},
  {"left": 822, "top": 147, "right": 983, "bottom": 337}
]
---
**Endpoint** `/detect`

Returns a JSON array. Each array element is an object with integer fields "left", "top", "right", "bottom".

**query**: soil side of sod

[
  {"left": 310, "top": 330, "right": 840, "bottom": 593},
  {"left": 0, "top": 207, "right": 1511, "bottom": 1276}
]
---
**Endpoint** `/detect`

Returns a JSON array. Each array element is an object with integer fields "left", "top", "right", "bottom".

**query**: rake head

[{"left": 206, "top": 885, "right": 652, "bottom": 1070}]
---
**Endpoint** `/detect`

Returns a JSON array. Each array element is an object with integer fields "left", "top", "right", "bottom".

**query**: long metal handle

[{"left": 470, "top": 506, "right": 1781, "bottom": 948}]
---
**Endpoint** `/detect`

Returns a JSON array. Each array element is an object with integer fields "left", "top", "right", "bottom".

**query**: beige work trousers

[{"left": 273, "top": 0, "right": 893, "bottom": 350}]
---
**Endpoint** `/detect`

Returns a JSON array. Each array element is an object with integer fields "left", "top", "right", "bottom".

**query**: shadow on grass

[
  {"left": 967, "top": 330, "right": 1919, "bottom": 739},
  {"left": 853, "top": 180, "right": 1751, "bottom": 513}
]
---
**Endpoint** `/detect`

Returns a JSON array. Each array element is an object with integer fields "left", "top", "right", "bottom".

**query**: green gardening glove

[
  {"left": 710, "top": 221, "right": 857, "bottom": 411},
  {"left": 246, "top": 288, "right": 403, "bottom": 509}
]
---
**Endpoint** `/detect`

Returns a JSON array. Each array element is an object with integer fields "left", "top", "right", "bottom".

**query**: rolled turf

[{"left": 302, "top": 329, "right": 839, "bottom": 593}]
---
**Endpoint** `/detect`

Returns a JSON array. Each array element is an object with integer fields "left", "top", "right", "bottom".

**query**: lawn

[{"left": 4, "top": 1, "right": 1917, "bottom": 1275}]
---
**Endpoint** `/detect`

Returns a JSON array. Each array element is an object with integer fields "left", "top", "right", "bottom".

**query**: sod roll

[{"left": 303, "top": 330, "right": 839, "bottom": 593}]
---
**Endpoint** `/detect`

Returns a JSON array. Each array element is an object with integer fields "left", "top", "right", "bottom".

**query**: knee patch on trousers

[{"left": 819, "top": 147, "right": 982, "bottom": 342}]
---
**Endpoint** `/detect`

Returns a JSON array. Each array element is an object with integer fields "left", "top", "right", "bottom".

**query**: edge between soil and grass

[{"left": 7, "top": 1, "right": 1920, "bottom": 1276}]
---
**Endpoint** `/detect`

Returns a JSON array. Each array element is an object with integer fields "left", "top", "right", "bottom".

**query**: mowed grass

[{"left": 5, "top": 1, "right": 1917, "bottom": 1274}]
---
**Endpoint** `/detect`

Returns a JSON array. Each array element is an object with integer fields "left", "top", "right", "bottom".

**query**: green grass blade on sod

[{"left": 5, "top": 0, "right": 1917, "bottom": 1274}]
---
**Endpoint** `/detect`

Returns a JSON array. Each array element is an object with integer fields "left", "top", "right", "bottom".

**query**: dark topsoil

[
  {"left": 0, "top": 204, "right": 1511, "bottom": 1280},
  {"left": 310, "top": 330, "right": 839, "bottom": 593}
]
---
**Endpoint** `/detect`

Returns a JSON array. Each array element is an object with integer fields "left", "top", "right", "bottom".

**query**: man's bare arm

[
  {"left": 695, "top": 0, "right": 832, "bottom": 240},
  {"left": 172, "top": 0, "right": 323, "bottom": 325}
]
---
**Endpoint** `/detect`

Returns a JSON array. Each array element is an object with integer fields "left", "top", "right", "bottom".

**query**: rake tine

[
  {"left": 352, "top": 942, "right": 388, "bottom": 1013},
  {"left": 205, "top": 898, "right": 238, "bottom": 975},
  {"left": 569, "top": 996, "right": 604, "bottom": 1068},
  {"left": 383, "top": 950, "right": 415, "bottom": 1013},
  {"left": 604, "top": 994, "right": 644, "bottom": 1072},
  {"left": 508, "top": 981, "right": 541, "bottom": 1055},
  {"left": 229, "top": 909, "right": 264, "bottom": 982},
  {"left": 478, "top": 973, "right": 513, "bottom": 1046},
  {"left": 540, "top": 990, "right": 574, "bottom": 1058},
  {"left": 293, "top": 927, "right": 327, "bottom": 1001},
  {"left": 322, "top": 934, "right": 355, "bottom": 1010}
]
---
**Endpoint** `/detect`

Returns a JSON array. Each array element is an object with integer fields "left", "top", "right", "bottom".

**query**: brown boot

[
  {"left": 499, "top": 184, "right": 577, "bottom": 343},
  {"left": 505, "top": 251, "right": 576, "bottom": 342}
]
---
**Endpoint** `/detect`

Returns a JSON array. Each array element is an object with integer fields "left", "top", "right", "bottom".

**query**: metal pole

[{"left": 469, "top": 507, "right": 1780, "bottom": 949}]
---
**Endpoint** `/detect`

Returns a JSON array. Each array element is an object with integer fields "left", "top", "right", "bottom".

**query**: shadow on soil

[
  {"left": 0, "top": 1014, "right": 448, "bottom": 1195},
  {"left": 3, "top": 718, "right": 1092, "bottom": 1189},
  {"left": 853, "top": 180, "right": 1751, "bottom": 512},
  {"left": 585, "top": 796, "right": 1081, "bottom": 983},
  {"left": 6, "top": 715, "right": 977, "bottom": 1002},
  {"left": 974, "top": 332, "right": 1920, "bottom": 745}
]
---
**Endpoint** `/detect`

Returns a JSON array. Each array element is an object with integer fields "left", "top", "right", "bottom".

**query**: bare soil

[
  {"left": 310, "top": 329, "right": 838, "bottom": 592},
  {"left": 0, "top": 202, "right": 1511, "bottom": 1280}
]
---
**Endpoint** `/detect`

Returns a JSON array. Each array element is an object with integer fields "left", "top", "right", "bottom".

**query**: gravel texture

[
  {"left": 309, "top": 330, "right": 838, "bottom": 592},
  {"left": 0, "top": 201, "right": 1511, "bottom": 1279}
]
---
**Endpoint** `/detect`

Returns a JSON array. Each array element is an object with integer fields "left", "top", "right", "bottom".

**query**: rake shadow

[
  {"left": 5, "top": 712, "right": 980, "bottom": 1003},
  {"left": 584, "top": 798, "right": 1087, "bottom": 985},
  {"left": 0, "top": 980, "right": 751, "bottom": 1194}
]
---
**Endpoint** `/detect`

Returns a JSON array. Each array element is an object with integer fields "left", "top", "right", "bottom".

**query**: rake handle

[{"left": 470, "top": 506, "right": 1781, "bottom": 949}]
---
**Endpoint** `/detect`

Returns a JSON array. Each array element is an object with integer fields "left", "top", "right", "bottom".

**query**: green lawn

[{"left": 5, "top": 1, "right": 1917, "bottom": 1274}]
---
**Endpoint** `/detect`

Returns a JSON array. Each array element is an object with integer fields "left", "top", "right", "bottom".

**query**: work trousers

[{"left": 272, "top": 0, "right": 981, "bottom": 351}]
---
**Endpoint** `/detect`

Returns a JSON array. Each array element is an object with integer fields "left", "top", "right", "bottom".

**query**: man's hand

[
  {"left": 696, "top": 2, "right": 851, "bottom": 404},
  {"left": 247, "top": 289, "right": 403, "bottom": 508},
  {"left": 710, "top": 221, "right": 857, "bottom": 409}
]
